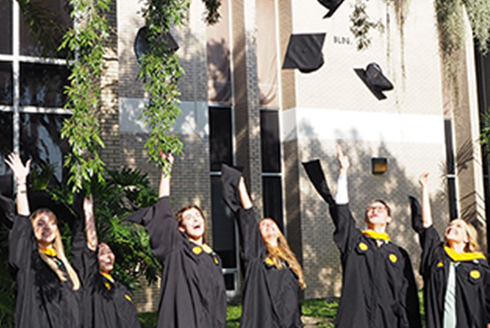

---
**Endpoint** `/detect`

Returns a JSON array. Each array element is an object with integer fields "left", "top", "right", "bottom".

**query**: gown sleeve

[
  {"left": 70, "top": 209, "right": 98, "bottom": 286},
  {"left": 237, "top": 208, "right": 266, "bottom": 263},
  {"left": 409, "top": 196, "right": 441, "bottom": 276},
  {"left": 399, "top": 247, "right": 422, "bottom": 328},
  {"left": 220, "top": 164, "right": 266, "bottom": 263},
  {"left": 9, "top": 214, "right": 35, "bottom": 272},
  {"left": 334, "top": 204, "right": 361, "bottom": 254},
  {"left": 483, "top": 264, "right": 490, "bottom": 325},
  {"left": 123, "top": 196, "right": 182, "bottom": 264}
]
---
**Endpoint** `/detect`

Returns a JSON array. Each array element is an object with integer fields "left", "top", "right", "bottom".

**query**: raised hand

[
  {"left": 5, "top": 153, "right": 31, "bottom": 183},
  {"left": 159, "top": 152, "right": 174, "bottom": 198},
  {"left": 336, "top": 145, "right": 350, "bottom": 174},
  {"left": 419, "top": 172, "right": 429, "bottom": 188},
  {"left": 161, "top": 152, "right": 175, "bottom": 167}
]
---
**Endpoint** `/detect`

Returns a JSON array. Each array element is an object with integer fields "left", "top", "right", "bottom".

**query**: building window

[
  {"left": 444, "top": 118, "right": 458, "bottom": 220},
  {"left": 0, "top": 0, "right": 71, "bottom": 191},
  {"left": 209, "top": 106, "right": 239, "bottom": 296},
  {"left": 260, "top": 109, "right": 284, "bottom": 231}
]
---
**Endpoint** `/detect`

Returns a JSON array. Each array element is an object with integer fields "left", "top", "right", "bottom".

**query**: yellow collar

[
  {"left": 362, "top": 230, "right": 391, "bottom": 242},
  {"left": 444, "top": 246, "right": 486, "bottom": 262},
  {"left": 190, "top": 240, "right": 214, "bottom": 254},
  {"left": 40, "top": 247, "right": 57, "bottom": 257},
  {"left": 100, "top": 272, "right": 114, "bottom": 283}
]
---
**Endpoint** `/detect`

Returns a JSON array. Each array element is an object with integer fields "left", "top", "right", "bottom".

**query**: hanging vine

[
  {"left": 137, "top": 0, "right": 189, "bottom": 173},
  {"left": 59, "top": 0, "right": 111, "bottom": 192},
  {"left": 350, "top": 0, "right": 384, "bottom": 51},
  {"left": 436, "top": 0, "right": 490, "bottom": 114}
]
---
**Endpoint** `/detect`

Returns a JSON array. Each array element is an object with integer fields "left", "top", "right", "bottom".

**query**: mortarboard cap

[
  {"left": 354, "top": 63, "right": 394, "bottom": 100},
  {"left": 318, "top": 0, "right": 345, "bottom": 18},
  {"left": 134, "top": 26, "right": 179, "bottom": 63},
  {"left": 282, "top": 33, "right": 326, "bottom": 74}
]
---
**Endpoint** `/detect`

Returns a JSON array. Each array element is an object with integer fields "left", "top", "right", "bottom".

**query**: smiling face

[
  {"left": 178, "top": 207, "right": 205, "bottom": 243},
  {"left": 31, "top": 210, "right": 58, "bottom": 247},
  {"left": 259, "top": 219, "right": 281, "bottom": 247},
  {"left": 445, "top": 219, "right": 469, "bottom": 245},
  {"left": 364, "top": 200, "right": 392, "bottom": 230},
  {"left": 98, "top": 243, "right": 115, "bottom": 273}
]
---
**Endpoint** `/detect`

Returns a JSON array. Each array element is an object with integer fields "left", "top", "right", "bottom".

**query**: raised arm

[
  {"left": 84, "top": 194, "right": 98, "bottom": 251},
  {"left": 418, "top": 172, "right": 433, "bottom": 228},
  {"left": 158, "top": 153, "right": 174, "bottom": 198},
  {"left": 124, "top": 153, "right": 180, "bottom": 263},
  {"left": 238, "top": 177, "right": 252, "bottom": 210},
  {"left": 5, "top": 153, "right": 31, "bottom": 215},
  {"left": 335, "top": 145, "right": 350, "bottom": 205}
]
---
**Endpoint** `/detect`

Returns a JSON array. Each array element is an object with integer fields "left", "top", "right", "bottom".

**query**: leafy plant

[
  {"left": 13, "top": 0, "right": 69, "bottom": 57},
  {"left": 59, "top": 0, "right": 111, "bottom": 192},
  {"left": 50, "top": 166, "right": 162, "bottom": 290},
  {"left": 350, "top": 0, "right": 384, "bottom": 51},
  {"left": 137, "top": 0, "right": 190, "bottom": 172}
]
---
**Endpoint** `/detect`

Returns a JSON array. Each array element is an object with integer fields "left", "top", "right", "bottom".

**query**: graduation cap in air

[
  {"left": 354, "top": 63, "right": 394, "bottom": 100},
  {"left": 318, "top": 0, "right": 345, "bottom": 18},
  {"left": 134, "top": 26, "right": 179, "bottom": 63},
  {"left": 282, "top": 33, "right": 326, "bottom": 73}
]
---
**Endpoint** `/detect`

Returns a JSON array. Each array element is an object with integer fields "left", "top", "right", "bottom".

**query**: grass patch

[{"left": 138, "top": 298, "right": 339, "bottom": 328}]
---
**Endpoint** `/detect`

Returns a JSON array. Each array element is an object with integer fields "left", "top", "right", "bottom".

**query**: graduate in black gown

[
  {"left": 5, "top": 153, "right": 82, "bottom": 328},
  {"left": 221, "top": 164, "right": 305, "bottom": 328},
  {"left": 124, "top": 153, "right": 227, "bottom": 328},
  {"left": 70, "top": 194, "right": 141, "bottom": 328},
  {"left": 303, "top": 146, "right": 421, "bottom": 328},
  {"left": 410, "top": 172, "right": 490, "bottom": 328}
]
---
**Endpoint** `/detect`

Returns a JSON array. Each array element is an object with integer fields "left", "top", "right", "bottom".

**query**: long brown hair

[
  {"left": 30, "top": 209, "right": 81, "bottom": 290},
  {"left": 260, "top": 218, "right": 306, "bottom": 289},
  {"left": 175, "top": 205, "right": 206, "bottom": 243}
]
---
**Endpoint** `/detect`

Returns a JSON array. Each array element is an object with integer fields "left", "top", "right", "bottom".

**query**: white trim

[
  {"left": 282, "top": 107, "right": 446, "bottom": 144},
  {"left": 19, "top": 106, "right": 72, "bottom": 115},
  {"left": 0, "top": 54, "right": 69, "bottom": 65},
  {"left": 13, "top": 0, "right": 19, "bottom": 154}
]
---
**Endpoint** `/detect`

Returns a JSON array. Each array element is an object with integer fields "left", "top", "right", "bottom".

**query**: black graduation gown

[
  {"left": 8, "top": 214, "right": 82, "bottom": 328},
  {"left": 221, "top": 163, "right": 302, "bottom": 328},
  {"left": 334, "top": 204, "right": 421, "bottom": 328},
  {"left": 410, "top": 197, "right": 490, "bottom": 328},
  {"left": 123, "top": 196, "right": 227, "bottom": 328},
  {"left": 302, "top": 160, "right": 421, "bottom": 328},
  {"left": 70, "top": 217, "right": 141, "bottom": 328},
  {"left": 237, "top": 208, "right": 302, "bottom": 328}
]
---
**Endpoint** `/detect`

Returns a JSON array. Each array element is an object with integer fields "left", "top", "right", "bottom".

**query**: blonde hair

[
  {"left": 31, "top": 209, "right": 81, "bottom": 290},
  {"left": 260, "top": 218, "right": 306, "bottom": 289},
  {"left": 462, "top": 220, "right": 481, "bottom": 253},
  {"left": 447, "top": 219, "right": 482, "bottom": 253}
]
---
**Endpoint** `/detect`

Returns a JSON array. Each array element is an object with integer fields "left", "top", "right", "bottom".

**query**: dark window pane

[
  {"left": 262, "top": 176, "right": 283, "bottom": 231},
  {"left": 20, "top": 63, "right": 69, "bottom": 107},
  {"left": 224, "top": 272, "right": 235, "bottom": 291},
  {"left": 447, "top": 177, "right": 458, "bottom": 220},
  {"left": 209, "top": 107, "right": 232, "bottom": 171},
  {"left": 0, "top": 62, "right": 13, "bottom": 105},
  {"left": 20, "top": 0, "right": 71, "bottom": 57},
  {"left": 211, "top": 176, "right": 237, "bottom": 268},
  {"left": 444, "top": 119, "right": 455, "bottom": 175},
  {"left": 20, "top": 113, "right": 70, "bottom": 184},
  {"left": 260, "top": 110, "right": 280, "bottom": 173},
  {"left": 0, "top": 0, "right": 12, "bottom": 55},
  {"left": 0, "top": 112, "right": 13, "bottom": 195}
]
